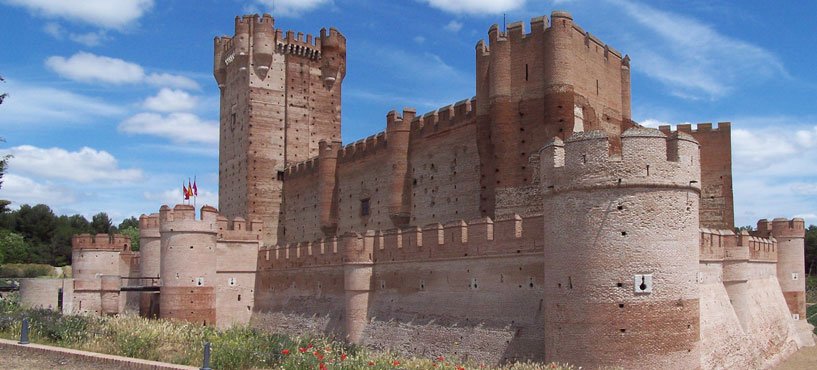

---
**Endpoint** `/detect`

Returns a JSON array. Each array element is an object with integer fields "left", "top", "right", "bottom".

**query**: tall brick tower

[
  {"left": 214, "top": 14, "right": 346, "bottom": 245},
  {"left": 475, "top": 11, "right": 633, "bottom": 218}
]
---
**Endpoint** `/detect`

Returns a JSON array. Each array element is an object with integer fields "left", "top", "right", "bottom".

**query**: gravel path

[
  {"left": 773, "top": 344, "right": 817, "bottom": 370},
  {"left": 0, "top": 345, "right": 120, "bottom": 370}
]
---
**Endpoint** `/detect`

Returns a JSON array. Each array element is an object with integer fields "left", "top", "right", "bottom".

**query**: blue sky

[{"left": 0, "top": 0, "right": 815, "bottom": 227}]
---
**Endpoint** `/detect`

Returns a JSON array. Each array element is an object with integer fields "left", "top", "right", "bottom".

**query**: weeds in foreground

[{"left": 0, "top": 298, "right": 575, "bottom": 370}]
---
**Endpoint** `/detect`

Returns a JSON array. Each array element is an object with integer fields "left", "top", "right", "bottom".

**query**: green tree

[
  {"left": 67, "top": 214, "right": 91, "bottom": 233},
  {"left": 0, "top": 74, "right": 7, "bottom": 105},
  {"left": 806, "top": 225, "right": 817, "bottom": 276},
  {"left": 0, "top": 229, "right": 31, "bottom": 263},
  {"left": 119, "top": 226, "right": 140, "bottom": 251},
  {"left": 91, "top": 212, "right": 113, "bottom": 235},
  {"left": 0, "top": 136, "right": 12, "bottom": 201},
  {"left": 118, "top": 216, "right": 139, "bottom": 230},
  {"left": 15, "top": 203, "right": 56, "bottom": 247}
]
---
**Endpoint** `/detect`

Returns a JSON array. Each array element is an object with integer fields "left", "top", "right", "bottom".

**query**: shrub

[{"left": 0, "top": 263, "right": 56, "bottom": 278}]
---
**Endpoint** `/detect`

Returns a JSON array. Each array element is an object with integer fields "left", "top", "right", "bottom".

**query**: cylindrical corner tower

[
  {"left": 341, "top": 231, "right": 373, "bottom": 343},
  {"left": 318, "top": 139, "right": 341, "bottom": 236},
  {"left": 138, "top": 213, "right": 161, "bottom": 317},
  {"left": 771, "top": 217, "right": 806, "bottom": 319},
  {"left": 385, "top": 109, "right": 412, "bottom": 227},
  {"left": 540, "top": 128, "right": 701, "bottom": 369},
  {"left": 159, "top": 204, "right": 218, "bottom": 325}
]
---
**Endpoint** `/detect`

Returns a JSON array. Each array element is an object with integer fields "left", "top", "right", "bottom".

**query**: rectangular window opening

[{"left": 360, "top": 198, "right": 370, "bottom": 217}]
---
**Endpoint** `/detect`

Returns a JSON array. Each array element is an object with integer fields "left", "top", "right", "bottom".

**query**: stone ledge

[{"left": 0, "top": 338, "right": 197, "bottom": 370}]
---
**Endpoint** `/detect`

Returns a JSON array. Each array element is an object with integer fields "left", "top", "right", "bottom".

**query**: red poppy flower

[
  {"left": 437, "top": 356, "right": 445, "bottom": 362},
  {"left": 368, "top": 361, "right": 375, "bottom": 366},
  {"left": 299, "top": 347, "right": 307, "bottom": 353},
  {"left": 308, "top": 343, "right": 314, "bottom": 349},
  {"left": 281, "top": 349, "right": 290, "bottom": 355},
  {"left": 341, "top": 353, "right": 348, "bottom": 361},
  {"left": 393, "top": 360, "right": 400, "bottom": 366}
]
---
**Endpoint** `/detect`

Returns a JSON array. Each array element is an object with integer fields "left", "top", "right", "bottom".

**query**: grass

[{"left": 0, "top": 294, "right": 574, "bottom": 370}]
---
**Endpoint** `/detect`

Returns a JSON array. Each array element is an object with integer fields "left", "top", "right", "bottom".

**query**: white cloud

[
  {"left": 612, "top": 0, "right": 786, "bottom": 100},
  {"left": 1, "top": 145, "right": 143, "bottom": 183},
  {"left": 119, "top": 112, "right": 218, "bottom": 144},
  {"left": 45, "top": 52, "right": 144, "bottom": 84},
  {"left": 69, "top": 31, "right": 108, "bottom": 47},
  {"left": 42, "top": 22, "right": 108, "bottom": 46},
  {"left": 413, "top": 36, "right": 426, "bottom": 44},
  {"left": 0, "top": 79, "right": 124, "bottom": 124},
  {"left": 144, "top": 187, "right": 218, "bottom": 210},
  {"left": 43, "top": 22, "right": 62, "bottom": 38},
  {"left": 792, "top": 183, "right": 817, "bottom": 196},
  {"left": 144, "top": 73, "right": 200, "bottom": 90},
  {"left": 45, "top": 52, "right": 200, "bottom": 89},
  {"left": 253, "top": 0, "right": 331, "bottom": 16},
  {"left": 143, "top": 88, "right": 197, "bottom": 112},
  {"left": 0, "top": 174, "right": 76, "bottom": 207},
  {"left": 420, "top": 0, "right": 525, "bottom": 14},
  {"left": 651, "top": 117, "right": 817, "bottom": 226},
  {"left": 5, "top": 0, "right": 154, "bottom": 29},
  {"left": 444, "top": 20, "right": 463, "bottom": 32}
]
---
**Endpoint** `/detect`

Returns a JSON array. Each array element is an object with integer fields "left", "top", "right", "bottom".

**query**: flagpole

[{"left": 194, "top": 175, "right": 197, "bottom": 209}]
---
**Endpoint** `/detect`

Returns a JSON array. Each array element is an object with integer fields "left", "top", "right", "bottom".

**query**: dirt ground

[
  {"left": 0, "top": 345, "right": 120, "bottom": 370},
  {"left": 773, "top": 344, "right": 817, "bottom": 370}
]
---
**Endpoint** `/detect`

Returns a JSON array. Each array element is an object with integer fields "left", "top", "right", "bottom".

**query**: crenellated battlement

[
  {"left": 699, "top": 228, "right": 736, "bottom": 261},
  {"left": 158, "top": 204, "right": 219, "bottom": 234},
  {"left": 139, "top": 213, "right": 160, "bottom": 230},
  {"left": 156, "top": 204, "right": 262, "bottom": 238},
  {"left": 258, "top": 214, "right": 543, "bottom": 270},
  {"left": 139, "top": 213, "right": 160, "bottom": 238},
  {"left": 657, "top": 122, "right": 731, "bottom": 136},
  {"left": 216, "top": 215, "right": 264, "bottom": 241},
  {"left": 337, "top": 132, "right": 388, "bottom": 163},
  {"left": 755, "top": 217, "right": 806, "bottom": 239},
  {"left": 72, "top": 233, "right": 131, "bottom": 252},
  {"left": 213, "top": 14, "right": 346, "bottom": 86},
  {"left": 539, "top": 128, "right": 701, "bottom": 194},
  {"left": 285, "top": 156, "right": 320, "bottom": 178},
  {"left": 476, "top": 11, "right": 623, "bottom": 63},
  {"left": 409, "top": 98, "right": 477, "bottom": 139},
  {"left": 739, "top": 230, "right": 777, "bottom": 262},
  {"left": 699, "top": 227, "right": 777, "bottom": 262}
]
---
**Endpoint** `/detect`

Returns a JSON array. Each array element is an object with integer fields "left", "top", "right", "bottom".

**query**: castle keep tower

[
  {"left": 540, "top": 128, "right": 701, "bottom": 369},
  {"left": 476, "top": 11, "right": 632, "bottom": 217},
  {"left": 214, "top": 14, "right": 346, "bottom": 245}
]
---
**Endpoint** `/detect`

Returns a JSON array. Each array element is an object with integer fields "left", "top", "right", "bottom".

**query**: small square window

[{"left": 360, "top": 198, "right": 370, "bottom": 217}]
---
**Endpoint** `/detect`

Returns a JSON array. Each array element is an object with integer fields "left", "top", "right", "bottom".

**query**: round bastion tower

[
  {"left": 771, "top": 218, "right": 807, "bottom": 319},
  {"left": 539, "top": 128, "right": 702, "bottom": 369},
  {"left": 159, "top": 204, "right": 219, "bottom": 325},
  {"left": 138, "top": 213, "right": 161, "bottom": 317}
]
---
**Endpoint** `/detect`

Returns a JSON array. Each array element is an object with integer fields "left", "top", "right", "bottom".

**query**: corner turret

[
  {"left": 760, "top": 218, "right": 807, "bottom": 319},
  {"left": 318, "top": 139, "right": 342, "bottom": 236},
  {"left": 540, "top": 128, "right": 701, "bottom": 369},
  {"left": 319, "top": 27, "right": 347, "bottom": 87},
  {"left": 385, "top": 108, "right": 414, "bottom": 227}
]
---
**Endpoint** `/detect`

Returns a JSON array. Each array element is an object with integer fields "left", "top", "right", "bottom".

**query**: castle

[{"left": 17, "top": 11, "right": 814, "bottom": 369}]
